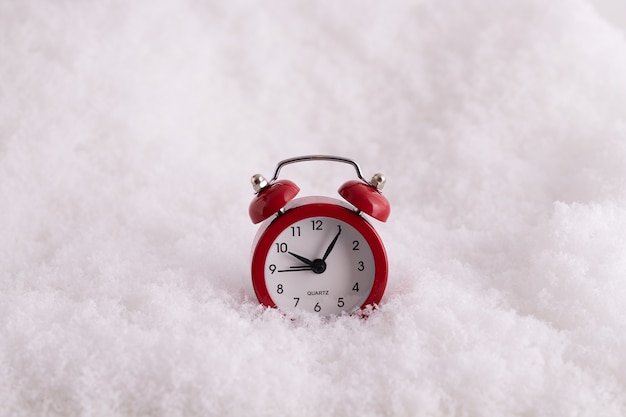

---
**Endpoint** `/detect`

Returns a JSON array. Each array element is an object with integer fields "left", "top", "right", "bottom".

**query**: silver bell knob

[
  {"left": 369, "top": 173, "right": 386, "bottom": 191},
  {"left": 251, "top": 174, "right": 269, "bottom": 193}
]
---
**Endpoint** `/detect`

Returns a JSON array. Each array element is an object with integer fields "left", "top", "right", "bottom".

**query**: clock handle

[
  {"left": 249, "top": 155, "right": 389, "bottom": 224},
  {"left": 270, "top": 155, "right": 373, "bottom": 185}
]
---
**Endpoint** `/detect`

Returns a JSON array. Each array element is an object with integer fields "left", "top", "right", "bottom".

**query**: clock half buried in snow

[{"left": 248, "top": 155, "right": 390, "bottom": 316}]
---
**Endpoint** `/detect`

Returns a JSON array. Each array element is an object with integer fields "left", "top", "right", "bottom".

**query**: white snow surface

[{"left": 2, "top": 0, "right": 626, "bottom": 416}]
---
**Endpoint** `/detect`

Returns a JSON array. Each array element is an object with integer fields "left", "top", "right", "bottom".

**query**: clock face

[{"left": 251, "top": 198, "right": 388, "bottom": 316}]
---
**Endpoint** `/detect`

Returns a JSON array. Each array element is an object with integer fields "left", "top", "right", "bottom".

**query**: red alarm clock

[{"left": 248, "top": 155, "right": 390, "bottom": 316}]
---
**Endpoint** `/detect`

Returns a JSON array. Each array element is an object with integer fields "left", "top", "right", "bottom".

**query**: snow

[{"left": 1, "top": 0, "right": 626, "bottom": 415}]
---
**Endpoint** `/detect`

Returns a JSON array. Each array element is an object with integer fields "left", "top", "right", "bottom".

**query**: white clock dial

[{"left": 264, "top": 216, "right": 376, "bottom": 315}]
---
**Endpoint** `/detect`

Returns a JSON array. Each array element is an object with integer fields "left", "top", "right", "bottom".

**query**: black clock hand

[
  {"left": 288, "top": 251, "right": 314, "bottom": 266},
  {"left": 277, "top": 266, "right": 313, "bottom": 273},
  {"left": 279, "top": 261, "right": 326, "bottom": 274},
  {"left": 322, "top": 225, "right": 342, "bottom": 261},
  {"left": 279, "top": 252, "right": 324, "bottom": 273}
]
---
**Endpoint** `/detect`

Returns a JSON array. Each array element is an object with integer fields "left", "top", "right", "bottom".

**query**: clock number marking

[
  {"left": 314, "top": 302, "right": 321, "bottom": 312},
  {"left": 352, "top": 282, "right": 360, "bottom": 292},
  {"left": 269, "top": 264, "right": 276, "bottom": 274},
  {"left": 357, "top": 261, "right": 365, "bottom": 271},
  {"left": 337, "top": 297, "right": 345, "bottom": 308},
  {"left": 311, "top": 220, "right": 323, "bottom": 231},
  {"left": 275, "top": 242, "right": 288, "bottom": 253},
  {"left": 293, "top": 297, "right": 300, "bottom": 307},
  {"left": 290, "top": 226, "right": 301, "bottom": 237},
  {"left": 277, "top": 284, "right": 284, "bottom": 294},
  {"left": 352, "top": 240, "right": 360, "bottom": 250}
]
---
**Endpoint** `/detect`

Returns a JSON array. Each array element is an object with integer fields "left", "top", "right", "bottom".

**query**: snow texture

[{"left": 2, "top": 0, "right": 626, "bottom": 416}]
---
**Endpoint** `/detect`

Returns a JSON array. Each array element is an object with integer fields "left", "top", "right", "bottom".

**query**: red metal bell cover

[
  {"left": 249, "top": 179, "right": 300, "bottom": 224},
  {"left": 338, "top": 180, "right": 390, "bottom": 222}
]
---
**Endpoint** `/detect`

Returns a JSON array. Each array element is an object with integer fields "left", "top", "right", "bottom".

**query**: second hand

[{"left": 277, "top": 266, "right": 313, "bottom": 273}]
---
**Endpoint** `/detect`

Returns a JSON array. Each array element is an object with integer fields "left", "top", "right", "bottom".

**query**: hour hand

[{"left": 288, "top": 251, "right": 314, "bottom": 266}]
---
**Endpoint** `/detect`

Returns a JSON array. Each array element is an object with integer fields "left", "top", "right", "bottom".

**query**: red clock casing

[{"left": 251, "top": 196, "right": 388, "bottom": 313}]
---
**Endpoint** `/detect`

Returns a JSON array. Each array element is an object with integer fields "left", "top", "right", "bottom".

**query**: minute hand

[{"left": 322, "top": 225, "right": 342, "bottom": 261}]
